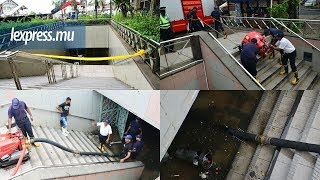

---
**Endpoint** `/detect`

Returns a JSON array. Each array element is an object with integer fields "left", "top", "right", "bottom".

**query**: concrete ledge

[{"left": 12, "top": 161, "right": 144, "bottom": 180}]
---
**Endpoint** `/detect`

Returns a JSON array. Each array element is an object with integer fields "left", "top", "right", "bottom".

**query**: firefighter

[
  {"left": 131, "top": 134, "right": 144, "bottom": 159},
  {"left": 160, "top": 6, "right": 174, "bottom": 52},
  {"left": 211, "top": 7, "right": 227, "bottom": 39},
  {"left": 240, "top": 38, "right": 260, "bottom": 82},
  {"left": 124, "top": 117, "right": 142, "bottom": 140},
  {"left": 187, "top": 7, "right": 203, "bottom": 32},
  {"left": 7, "top": 98, "right": 40, "bottom": 147},
  {"left": 270, "top": 33, "right": 299, "bottom": 85},
  {"left": 120, "top": 135, "right": 133, "bottom": 163},
  {"left": 263, "top": 28, "right": 283, "bottom": 59}
]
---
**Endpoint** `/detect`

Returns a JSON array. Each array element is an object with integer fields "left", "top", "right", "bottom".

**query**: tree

[{"left": 112, "top": 0, "right": 132, "bottom": 17}]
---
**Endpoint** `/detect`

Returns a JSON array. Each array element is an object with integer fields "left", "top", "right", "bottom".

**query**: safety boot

[
  {"left": 223, "top": 32, "right": 227, "bottom": 39},
  {"left": 279, "top": 66, "right": 288, "bottom": 75},
  {"left": 99, "top": 144, "right": 105, "bottom": 152},
  {"left": 269, "top": 52, "right": 274, "bottom": 59},
  {"left": 30, "top": 137, "right": 40, "bottom": 147},
  {"left": 291, "top": 71, "right": 299, "bottom": 85}
]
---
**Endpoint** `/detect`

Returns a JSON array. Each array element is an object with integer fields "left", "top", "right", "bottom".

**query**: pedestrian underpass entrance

[{"left": 99, "top": 95, "right": 129, "bottom": 138}]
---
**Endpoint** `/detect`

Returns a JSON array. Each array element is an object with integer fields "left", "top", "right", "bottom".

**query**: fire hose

[
  {"left": 10, "top": 138, "right": 119, "bottom": 177},
  {"left": 226, "top": 126, "right": 320, "bottom": 154}
]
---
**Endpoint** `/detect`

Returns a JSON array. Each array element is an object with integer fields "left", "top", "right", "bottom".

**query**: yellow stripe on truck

[{"left": 32, "top": 50, "right": 145, "bottom": 61}]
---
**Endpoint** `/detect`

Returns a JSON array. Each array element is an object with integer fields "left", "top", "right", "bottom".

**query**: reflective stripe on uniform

[{"left": 160, "top": 15, "right": 170, "bottom": 29}]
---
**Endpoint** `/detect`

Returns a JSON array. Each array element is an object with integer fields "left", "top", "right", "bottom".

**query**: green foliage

[
  {"left": 0, "top": 17, "right": 58, "bottom": 35},
  {"left": 112, "top": 13, "right": 159, "bottom": 42},
  {"left": 78, "top": 13, "right": 110, "bottom": 20},
  {"left": 267, "top": 0, "right": 289, "bottom": 18}
]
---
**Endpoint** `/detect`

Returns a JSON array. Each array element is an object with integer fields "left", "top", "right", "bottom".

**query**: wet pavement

[{"left": 161, "top": 91, "right": 263, "bottom": 179}]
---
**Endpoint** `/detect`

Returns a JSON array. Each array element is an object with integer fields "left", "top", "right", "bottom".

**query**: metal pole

[{"left": 8, "top": 59, "right": 22, "bottom": 90}]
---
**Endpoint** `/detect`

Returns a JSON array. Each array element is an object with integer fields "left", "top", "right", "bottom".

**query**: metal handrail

[
  {"left": 208, "top": 32, "right": 265, "bottom": 90},
  {"left": 221, "top": 16, "right": 320, "bottom": 23},
  {"left": 110, "top": 20, "right": 160, "bottom": 74},
  {"left": 271, "top": 17, "right": 320, "bottom": 53}
]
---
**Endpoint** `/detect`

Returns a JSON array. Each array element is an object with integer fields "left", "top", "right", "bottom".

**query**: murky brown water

[{"left": 161, "top": 91, "right": 263, "bottom": 180}]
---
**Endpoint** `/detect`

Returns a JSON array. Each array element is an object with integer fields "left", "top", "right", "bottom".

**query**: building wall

[
  {"left": 160, "top": 63, "right": 208, "bottom": 90},
  {"left": 0, "top": 90, "right": 101, "bottom": 132}
]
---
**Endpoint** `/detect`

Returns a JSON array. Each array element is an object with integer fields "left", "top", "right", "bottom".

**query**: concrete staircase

[
  {"left": 216, "top": 32, "right": 320, "bottom": 90},
  {"left": 227, "top": 91, "right": 320, "bottom": 180},
  {"left": 0, "top": 126, "right": 143, "bottom": 180},
  {"left": 235, "top": 52, "right": 318, "bottom": 90}
]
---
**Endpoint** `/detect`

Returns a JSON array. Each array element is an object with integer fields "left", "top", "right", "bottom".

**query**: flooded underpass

[{"left": 161, "top": 91, "right": 263, "bottom": 179}]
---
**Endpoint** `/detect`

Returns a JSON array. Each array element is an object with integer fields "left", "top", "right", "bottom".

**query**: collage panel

[
  {"left": 159, "top": 0, "right": 320, "bottom": 90},
  {"left": 0, "top": 90, "right": 160, "bottom": 179},
  {"left": 0, "top": 0, "right": 159, "bottom": 90}
]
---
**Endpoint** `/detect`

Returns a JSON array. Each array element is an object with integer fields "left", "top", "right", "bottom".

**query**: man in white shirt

[
  {"left": 270, "top": 32, "right": 299, "bottom": 85},
  {"left": 95, "top": 119, "right": 112, "bottom": 152}
]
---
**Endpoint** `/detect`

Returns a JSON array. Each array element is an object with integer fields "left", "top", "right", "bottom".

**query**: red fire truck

[{"left": 160, "top": 0, "right": 216, "bottom": 32}]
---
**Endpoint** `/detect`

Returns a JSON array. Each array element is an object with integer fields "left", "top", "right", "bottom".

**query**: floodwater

[{"left": 161, "top": 91, "right": 263, "bottom": 180}]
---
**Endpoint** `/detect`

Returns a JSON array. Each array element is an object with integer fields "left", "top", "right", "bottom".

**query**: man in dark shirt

[
  {"left": 56, "top": 97, "right": 71, "bottom": 136},
  {"left": 241, "top": 38, "right": 260, "bottom": 81},
  {"left": 131, "top": 134, "right": 144, "bottom": 159},
  {"left": 120, "top": 135, "right": 133, "bottom": 163},
  {"left": 211, "top": 7, "right": 227, "bottom": 39},
  {"left": 187, "top": 7, "right": 203, "bottom": 32},
  {"left": 7, "top": 98, "right": 40, "bottom": 147},
  {"left": 263, "top": 28, "right": 283, "bottom": 59},
  {"left": 125, "top": 117, "right": 142, "bottom": 140}
]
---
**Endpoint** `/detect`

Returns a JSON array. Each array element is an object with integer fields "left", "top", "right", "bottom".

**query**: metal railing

[
  {"left": 0, "top": 21, "right": 64, "bottom": 51},
  {"left": 0, "top": 51, "right": 78, "bottom": 90},
  {"left": 159, "top": 35, "right": 197, "bottom": 77},
  {"left": 208, "top": 32, "right": 265, "bottom": 90},
  {"left": 110, "top": 20, "right": 160, "bottom": 74},
  {"left": 221, "top": 16, "right": 320, "bottom": 39}
]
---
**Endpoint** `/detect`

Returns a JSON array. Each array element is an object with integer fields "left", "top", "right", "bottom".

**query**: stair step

[
  {"left": 34, "top": 126, "right": 62, "bottom": 165},
  {"left": 73, "top": 131, "right": 104, "bottom": 162},
  {"left": 287, "top": 94, "right": 320, "bottom": 180},
  {"left": 32, "top": 126, "right": 54, "bottom": 166},
  {"left": 48, "top": 128, "right": 79, "bottom": 164},
  {"left": 65, "top": 130, "right": 93, "bottom": 163},
  {"left": 42, "top": 127, "right": 71, "bottom": 165},
  {"left": 256, "top": 53, "right": 281, "bottom": 76},
  {"left": 77, "top": 131, "right": 110, "bottom": 162},
  {"left": 264, "top": 60, "right": 304, "bottom": 90},
  {"left": 86, "top": 133, "right": 117, "bottom": 162},
  {"left": 269, "top": 91, "right": 319, "bottom": 180},
  {"left": 276, "top": 64, "right": 311, "bottom": 90},
  {"left": 54, "top": 127, "right": 86, "bottom": 164},
  {"left": 68, "top": 130, "right": 99, "bottom": 163},
  {"left": 294, "top": 71, "right": 318, "bottom": 90},
  {"left": 245, "top": 91, "right": 299, "bottom": 179}
]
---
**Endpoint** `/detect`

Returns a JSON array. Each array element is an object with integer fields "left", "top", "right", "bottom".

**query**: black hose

[
  {"left": 31, "top": 138, "right": 119, "bottom": 162},
  {"left": 226, "top": 127, "right": 320, "bottom": 154}
]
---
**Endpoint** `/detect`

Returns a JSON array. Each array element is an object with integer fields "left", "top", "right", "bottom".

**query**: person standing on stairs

[
  {"left": 93, "top": 119, "right": 112, "bottom": 152},
  {"left": 160, "top": 7, "right": 175, "bottom": 52},
  {"left": 7, "top": 98, "right": 40, "bottom": 147},
  {"left": 120, "top": 135, "right": 133, "bottom": 163},
  {"left": 270, "top": 33, "right": 299, "bottom": 85},
  {"left": 56, "top": 97, "right": 71, "bottom": 136},
  {"left": 131, "top": 134, "right": 144, "bottom": 159},
  {"left": 211, "top": 6, "right": 227, "bottom": 39},
  {"left": 124, "top": 117, "right": 142, "bottom": 140},
  {"left": 263, "top": 28, "right": 283, "bottom": 59},
  {"left": 240, "top": 38, "right": 260, "bottom": 82}
]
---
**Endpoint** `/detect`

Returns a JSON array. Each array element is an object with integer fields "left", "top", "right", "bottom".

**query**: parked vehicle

[
  {"left": 160, "top": 0, "right": 216, "bottom": 32},
  {"left": 304, "top": 0, "right": 317, "bottom": 6}
]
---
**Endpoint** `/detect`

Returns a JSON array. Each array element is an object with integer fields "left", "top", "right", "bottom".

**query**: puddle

[{"left": 161, "top": 91, "right": 263, "bottom": 179}]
